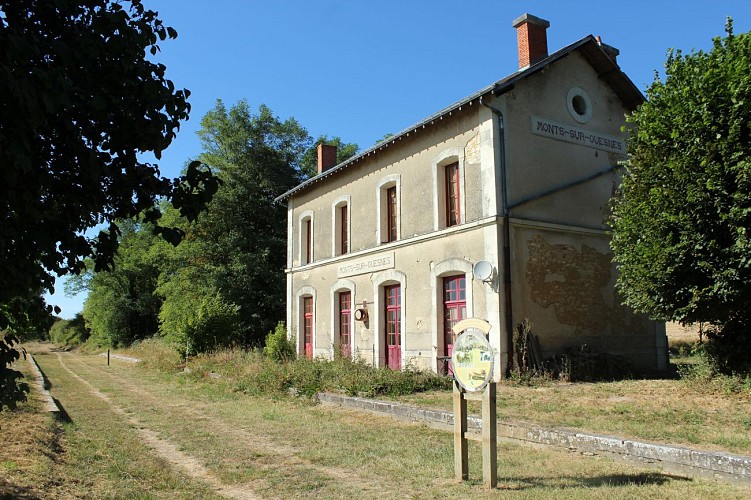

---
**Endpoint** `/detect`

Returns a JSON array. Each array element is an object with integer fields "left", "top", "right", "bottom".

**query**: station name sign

[
  {"left": 337, "top": 251, "right": 395, "bottom": 278},
  {"left": 531, "top": 115, "right": 626, "bottom": 155}
]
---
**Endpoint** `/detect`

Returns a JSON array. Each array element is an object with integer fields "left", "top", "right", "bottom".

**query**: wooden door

[
  {"left": 385, "top": 284, "right": 401, "bottom": 370},
  {"left": 443, "top": 276, "right": 466, "bottom": 375},
  {"left": 339, "top": 291, "right": 351, "bottom": 358},
  {"left": 303, "top": 296, "right": 313, "bottom": 359}
]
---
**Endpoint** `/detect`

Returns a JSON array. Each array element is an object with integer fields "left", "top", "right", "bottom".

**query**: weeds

[
  {"left": 674, "top": 342, "right": 751, "bottom": 397},
  {"left": 129, "top": 339, "right": 451, "bottom": 400}
]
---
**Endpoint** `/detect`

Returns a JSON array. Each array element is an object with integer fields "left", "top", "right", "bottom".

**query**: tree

[
  {"left": 0, "top": 333, "right": 28, "bottom": 411},
  {"left": 0, "top": 0, "right": 218, "bottom": 406},
  {"left": 158, "top": 100, "right": 314, "bottom": 348},
  {"left": 610, "top": 19, "right": 751, "bottom": 372},
  {"left": 82, "top": 219, "right": 167, "bottom": 347},
  {"left": 49, "top": 313, "right": 90, "bottom": 347}
]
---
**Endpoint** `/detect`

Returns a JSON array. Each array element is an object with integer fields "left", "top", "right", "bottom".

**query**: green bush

[
  {"left": 49, "top": 313, "right": 90, "bottom": 347},
  {"left": 702, "top": 318, "right": 751, "bottom": 375},
  {"left": 263, "top": 322, "right": 295, "bottom": 362},
  {"left": 160, "top": 290, "right": 241, "bottom": 355}
]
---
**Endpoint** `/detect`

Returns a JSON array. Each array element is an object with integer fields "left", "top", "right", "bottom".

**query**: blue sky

[{"left": 46, "top": 0, "right": 751, "bottom": 318}]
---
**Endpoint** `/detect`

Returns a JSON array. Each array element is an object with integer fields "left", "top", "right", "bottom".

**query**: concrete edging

[
  {"left": 26, "top": 354, "right": 60, "bottom": 415},
  {"left": 98, "top": 352, "right": 140, "bottom": 363},
  {"left": 317, "top": 392, "right": 751, "bottom": 483}
]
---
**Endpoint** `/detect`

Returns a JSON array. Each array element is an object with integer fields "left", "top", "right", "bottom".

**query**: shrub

[
  {"left": 49, "top": 313, "right": 90, "bottom": 347},
  {"left": 160, "top": 290, "right": 241, "bottom": 356},
  {"left": 702, "top": 318, "right": 751, "bottom": 375},
  {"left": 263, "top": 322, "right": 295, "bottom": 362}
]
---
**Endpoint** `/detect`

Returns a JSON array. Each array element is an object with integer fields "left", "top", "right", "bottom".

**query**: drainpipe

[{"left": 479, "top": 95, "right": 514, "bottom": 375}]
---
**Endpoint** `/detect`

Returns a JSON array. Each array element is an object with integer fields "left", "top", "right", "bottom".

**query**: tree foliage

[
  {"left": 611, "top": 20, "right": 751, "bottom": 372},
  {"left": 0, "top": 333, "right": 28, "bottom": 411},
  {"left": 157, "top": 101, "right": 310, "bottom": 348},
  {"left": 49, "top": 314, "right": 90, "bottom": 347},
  {"left": 0, "top": 0, "right": 218, "bottom": 328},
  {"left": 83, "top": 220, "right": 167, "bottom": 347},
  {"left": 0, "top": 0, "right": 219, "bottom": 406},
  {"left": 77, "top": 100, "right": 359, "bottom": 353}
]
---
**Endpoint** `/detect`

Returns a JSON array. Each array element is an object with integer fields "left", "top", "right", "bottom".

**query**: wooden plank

[
  {"left": 482, "top": 383, "right": 498, "bottom": 489},
  {"left": 453, "top": 382, "right": 468, "bottom": 480}
]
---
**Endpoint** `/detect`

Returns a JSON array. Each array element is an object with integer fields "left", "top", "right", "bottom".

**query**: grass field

[{"left": 1, "top": 343, "right": 750, "bottom": 498}]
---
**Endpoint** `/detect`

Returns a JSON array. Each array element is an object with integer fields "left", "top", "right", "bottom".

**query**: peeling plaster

[
  {"left": 464, "top": 133, "right": 481, "bottom": 165},
  {"left": 525, "top": 235, "right": 612, "bottom": 335}
]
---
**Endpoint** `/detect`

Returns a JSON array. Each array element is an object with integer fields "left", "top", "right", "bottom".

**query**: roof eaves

[{"left": 276, "top": 35, "right": 643, "bottom": 203}]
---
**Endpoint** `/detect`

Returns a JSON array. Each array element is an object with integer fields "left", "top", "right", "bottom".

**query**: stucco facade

[{"left": 278, "top": 14, "right": 668, "bottom": 378}]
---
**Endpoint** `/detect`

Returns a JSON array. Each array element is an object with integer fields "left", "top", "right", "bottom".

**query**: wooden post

[
  {"left": 453, "top": 381, "right": 468, "bottom": 480},
  {"left": 482, "top": 382, "right": 498, "bottom": 488},
  {"left": 107, "top": 349, "right": 110, "bottom": 366}
]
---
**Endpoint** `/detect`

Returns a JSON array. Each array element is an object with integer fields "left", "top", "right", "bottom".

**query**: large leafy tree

[
  {"left": 82, "top": 219, "right": 168, "bottom": 347},
  {"left": 611, "top": 20, "right": 751, "bottom": 372},
  {"left": 158, "top": 101, "right": 312, "bottom": 348},
  {"left": 0, "top": 0, "right": 217, "bottom": 407}
]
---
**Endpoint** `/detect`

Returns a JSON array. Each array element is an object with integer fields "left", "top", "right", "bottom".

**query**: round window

[{"left": 567, "top": 87, "right": 592, "bottom": 124}]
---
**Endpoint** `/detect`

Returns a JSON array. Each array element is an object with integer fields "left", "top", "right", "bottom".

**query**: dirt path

[
  {"left": 48, "top": 350, "right": 393, "bottom": 499},
  {"left": 54, "top": 352, "right": 260, "bottom": 500}
]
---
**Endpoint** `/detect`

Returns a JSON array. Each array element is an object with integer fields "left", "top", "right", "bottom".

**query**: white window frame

[
  {"left": 298, "top": 209, "right": 314, "bottom": 265},
  {"left": 331, "top": 195, "right": 351, "bottom": 257},
  {"left": 376, "top": 174, "right": 401, "bottom": 245},
  {"left": 432, "top": 148, "right": 466, "bottom": 231}
]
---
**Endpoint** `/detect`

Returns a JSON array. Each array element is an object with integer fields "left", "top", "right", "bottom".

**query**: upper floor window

[
  {"left": 432, "top": 149, "right": 464, "bottom": 230},
  {"left": 386, "top": 186, "right": 397, "bottom": 242},
  {"left": 340, "top": 206, "right": 349, "bottom": 254},
  {"left": 445, "top": 162, "right": 460, "bottom": 227},
  {"left": 299, "top": 210, "right": 314, "bottom": 265},
  {"left": 332, "top": 196, "right": 351, "bottom": 257},
  {"left": 377, "top": 174, "right": 400, "bottom": 245}
]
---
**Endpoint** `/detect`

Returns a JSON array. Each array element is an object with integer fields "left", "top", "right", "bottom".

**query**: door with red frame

[
  {"left": 303, "top": 296, "right": 313, "bottom": 359},
  {"left": 384, "top": 284, "right": 401, "bottom": 370},
  {"left": 443, "top": 275, "right": 466, "bottom": 375},
  {"left": 338, "top": 291, "right": 351, "bottom": 358}
]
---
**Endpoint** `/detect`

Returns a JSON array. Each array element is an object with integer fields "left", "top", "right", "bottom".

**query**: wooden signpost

[{"left": 451, "top": 319, "right": 497, "bottom": 489}]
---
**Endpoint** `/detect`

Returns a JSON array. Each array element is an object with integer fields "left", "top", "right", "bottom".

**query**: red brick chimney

[
  {"left": 317, "top": 143, "right": 337, "bottom": 175},
  {"left": 512, "top": 13, "right": 550, "bottom": 69}
]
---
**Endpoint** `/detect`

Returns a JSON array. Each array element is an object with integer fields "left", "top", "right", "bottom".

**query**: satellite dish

[{"left": 472, "top": 260, "right": 493, "bottom": 282}]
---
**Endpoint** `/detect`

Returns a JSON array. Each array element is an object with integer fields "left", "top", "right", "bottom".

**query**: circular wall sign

[{"left": 452, "top": 328, "right": 494, "bottom": 392}]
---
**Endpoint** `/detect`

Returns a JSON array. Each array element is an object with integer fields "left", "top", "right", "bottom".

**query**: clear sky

[{"left": 45, "top": 0, "right": 751, "bottom": 319}]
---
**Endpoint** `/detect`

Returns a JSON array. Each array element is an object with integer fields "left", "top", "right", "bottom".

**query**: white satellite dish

[{"left": 472, "top": 260, "right": 493, "bottom": 282}]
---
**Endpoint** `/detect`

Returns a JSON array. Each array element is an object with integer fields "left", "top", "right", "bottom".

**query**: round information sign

[{"left": 452, "top": 328, "right": 494, "bottom": 392}]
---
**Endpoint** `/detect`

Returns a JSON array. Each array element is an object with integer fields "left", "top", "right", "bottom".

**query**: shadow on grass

[
  {"left": 0, "top": 478, "right": 44, "bottom": 499},
  {"left": 52, "top": 398, "right": 72, "bottom": 424},
  {"left": 494, "top": 471, "right": 692, "bottom": 491}
]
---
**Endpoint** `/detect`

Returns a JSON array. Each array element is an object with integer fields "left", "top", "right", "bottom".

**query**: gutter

[{"left": 479, "top": 96, "right": 514, "bottom": 375}]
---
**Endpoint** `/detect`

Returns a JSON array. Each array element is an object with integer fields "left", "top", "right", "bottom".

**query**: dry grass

[
  {"left": 0, "top": 358, "right": 63, "bottom": 499},
  {"left": 399, "top": 375, "right": 751, "bottom": 455},
  {"left": 11, "top": 346, "right": 750, "bottom": 498}
]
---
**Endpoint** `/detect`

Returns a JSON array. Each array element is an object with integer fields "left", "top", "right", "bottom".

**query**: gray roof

[{"left": 276, "top": 35, "right": 643, "bottom": 202}]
